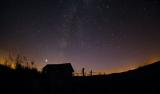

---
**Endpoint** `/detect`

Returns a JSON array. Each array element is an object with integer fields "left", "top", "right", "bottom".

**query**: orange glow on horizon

[
  {"left": 11, "top": 63, "right": 16, "bottom": 69},
  {"left": 1, "top": 54, "right": 160, "bottom": 74}
]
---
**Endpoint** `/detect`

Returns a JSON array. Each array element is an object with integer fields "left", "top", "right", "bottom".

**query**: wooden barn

[{"left": 42, "top": 63, "right": 74, "bottom": 79}]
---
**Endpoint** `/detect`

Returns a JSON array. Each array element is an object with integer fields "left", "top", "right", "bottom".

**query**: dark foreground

[{"left": 0, "top": 61, "right": 160, "bottom": 94}]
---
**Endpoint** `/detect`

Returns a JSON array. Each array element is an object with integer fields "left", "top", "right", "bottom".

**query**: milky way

[{"left": 1, "top": 0, "right": 160, "bottom": 73}]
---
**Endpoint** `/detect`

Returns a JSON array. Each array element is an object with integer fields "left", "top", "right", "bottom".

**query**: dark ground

[{"left": 0, "top": 61, "right": 160, "bottom": 94}]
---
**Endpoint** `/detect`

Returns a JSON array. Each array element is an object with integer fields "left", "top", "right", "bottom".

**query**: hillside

[
  {"left": 0, "top": 61, "right": 160, "bottom": 94},
  {"left": 106, "top": 61, "right": 160, "bottom": 80},
  {"left": 72, "top": 61, "right": 160, "bottom": 94}
]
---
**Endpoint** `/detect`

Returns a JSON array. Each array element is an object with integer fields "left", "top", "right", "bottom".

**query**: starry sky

[{"left": 1, "top": 0, "right": 160, "bottom": 73}]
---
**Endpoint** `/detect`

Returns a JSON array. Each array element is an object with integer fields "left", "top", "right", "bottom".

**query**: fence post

[
  {"left": 90, "top": 70, "right": 92, "bottom": 76},
  {"left": 82, "top": 67, "right": 85, "bottom": 76}
]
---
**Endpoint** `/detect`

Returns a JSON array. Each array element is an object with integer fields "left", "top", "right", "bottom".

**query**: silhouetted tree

[{"left": 14, "top": 55, "right": 37, "bottom": 70}]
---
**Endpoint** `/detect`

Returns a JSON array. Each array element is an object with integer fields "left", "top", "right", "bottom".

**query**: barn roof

[{"left": 43, "top": 63, "right": 74, "bottom": 72}]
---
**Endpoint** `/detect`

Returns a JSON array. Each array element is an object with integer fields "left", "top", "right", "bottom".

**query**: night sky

[{"left": 1, "top": 0, "right": 160, "bottom": 73}]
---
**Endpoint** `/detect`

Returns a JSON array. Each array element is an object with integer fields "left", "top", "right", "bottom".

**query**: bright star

[{"left": 45, "top": 59, "right": 48, "bottom": 63}]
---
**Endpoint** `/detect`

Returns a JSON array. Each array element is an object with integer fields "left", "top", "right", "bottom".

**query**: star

[{"left": 45, "top": 59, "right": 48, "bottom": 63}]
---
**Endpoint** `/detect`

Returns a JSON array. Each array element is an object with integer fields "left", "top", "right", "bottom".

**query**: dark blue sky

[{"left": 1, "top": 0, "right": 160, "bottom": 73}]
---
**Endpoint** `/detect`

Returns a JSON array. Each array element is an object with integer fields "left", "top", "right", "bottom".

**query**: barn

[{"left": 42, "top": 63, "right": 74, "bottom": 78}]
